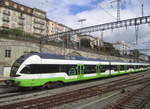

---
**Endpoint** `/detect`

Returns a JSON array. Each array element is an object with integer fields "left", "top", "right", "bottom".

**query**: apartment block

[
  {"left": 0, "top": 0, "right": 47, "bottom": 37},
  {"left": 113, "top": 41, "right": 131, "bottom": 55},
  {"left": 47, "top": 19, "right": 71, "bottom": 36}
]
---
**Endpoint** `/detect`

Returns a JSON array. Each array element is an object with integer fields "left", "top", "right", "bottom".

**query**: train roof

[
  {"left": 20, "top": 52, "right": 149, "bottom": 65},
  {"left": 23, "top": 52, "right": 119, "bottom": 62}
]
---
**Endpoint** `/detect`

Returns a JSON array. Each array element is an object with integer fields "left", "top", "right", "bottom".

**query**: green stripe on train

[{"left": 9, "top": 69, "right": 149, "bottom": 87}]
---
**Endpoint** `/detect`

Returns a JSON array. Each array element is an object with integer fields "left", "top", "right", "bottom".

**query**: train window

[
  {"left": 60, "top": 65, "right": 77, "bottom": 75},
  {"left": 84, "top": 65, "right": 96, "bottom": 74},
  {"left": 10, "top": 56, "right": 25, "bottom": 77},
  {"left": 136, "top": 65, "right": 138, "bottom": 68},
  {"left": 60, "top": 65, "right": 74, "bottom": 71},
  {"left": 130, "top": 65, "right": 134, "bottom": 69},
  {"left": 68, "top": 67, "right": 76, "bottom": 75},
  {"left": 20, "top": 66, "right": 31, "bottom": 74},
  {"left": 140, "top": 65, "right": 143, "bottom": 68},
  {"left": 21, "top": 64, "right": 60, "bottom": 74},
  {"left": 111, "top": 65, "right": 117, "bottom": 71},
  {"left": 134, "top": 65, "right": 138, "bottom": 69},
  {"left": 144, "top": 65, "right": 148, "bottom": 68},
  {"left": 127, "top": 65, "right": 130, "bottom": 70},
  {"left": 39, "top": 65, "right": 60, "bottom": 73},
  {"left": 101, "top": 65, "right": 110, "bottom": 72},
  {"left": 120, "top": 65, "right": 125, "bottom": 71}
]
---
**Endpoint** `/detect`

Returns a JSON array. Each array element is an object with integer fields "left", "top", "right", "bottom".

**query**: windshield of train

[{"left": 10, "top": 56, "right": 25, "bottom": 77}]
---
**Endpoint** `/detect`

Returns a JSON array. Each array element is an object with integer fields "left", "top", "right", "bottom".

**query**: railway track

[
  {"left": 0, "top": 85, "right": 9, "bottom": 88},
  {"left": 1, "top": 72, "right": 150, "bottom": 109},
  {"left": 120, "top": 85, "right": 150, "bottom": 109},
  {"left": 101, "top": 83, "right": 150, "bottom": 109},
  {"left": 0, "top": 72, "right": 145, "bottom": 99}
]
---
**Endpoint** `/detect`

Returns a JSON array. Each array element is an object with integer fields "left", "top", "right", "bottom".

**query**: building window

[
  {"left": 28, "top": 9, "right": 31, "bottom": 13},
  {"left": 5, "top": 1, "right": 9, "bottom": 6},
  {"left": 5, "top": 50, "right": 11, "bottom": 58},
  {"left": 3, "top": 10, "right": 10, "bottom": 16},
  {"left": 13, "top": 4, "right": 17, "bottom": 8},
  {"left": 20, "top": 7, "right": 24, "bottom": 11},
  {"left": 2, "top": 16, "right": 10, "bottom": 22}
]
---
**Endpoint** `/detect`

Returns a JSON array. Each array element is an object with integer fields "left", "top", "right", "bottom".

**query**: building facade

[
  {"left": 0, "top": 0, "right": 47, "bottom": 37},
  {"left": 79, "top": 35, "right": 102, "bottom": 48},
  {"left": 47, "top": 19, "right": 71, "bottom": 36},
  {"left": 113, "top": 41, "right": 131, "bottom": 55}
]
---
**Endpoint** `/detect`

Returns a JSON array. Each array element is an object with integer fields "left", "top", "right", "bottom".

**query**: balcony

[
  {"left": 34, "top": 19, "right": 45, "bottom": 25},
  {"left": 18, "top": 15, "right": 25, "bottom": 20},
  {"left": 33, "top": 30, "right": 44, "bottom": 37},
  {"left": 18, "top": 26, "right": 24, "bottom": 31},
  {"left": 18, "top": 21, "right": 24, "bottom": 26},
  {"left": 2, "top": 23, "right": 9, "bottom": 28},
  {"left": 2, "top": 17, "right": 10, "bottom": 22},
  {"left": 33, "top": 25, "right": 45, "bottom": 30},
  {"left": 3, "top": 10, "right": 10, "bottom": 16},
  {"left": 33, "top": 12, "right": 46, "bottom": 19}
]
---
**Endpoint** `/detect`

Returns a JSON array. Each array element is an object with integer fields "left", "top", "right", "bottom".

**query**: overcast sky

[{"left": 12, "top": 0, "right": 150, "bottom": 55}]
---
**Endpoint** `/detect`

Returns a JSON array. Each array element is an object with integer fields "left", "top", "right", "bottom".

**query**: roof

[
  {"left": 16, "top": 52, "right": 149, "bottom": 65},
  {"left": 24, "top": 52, "right": 126, "bottom": 62}
]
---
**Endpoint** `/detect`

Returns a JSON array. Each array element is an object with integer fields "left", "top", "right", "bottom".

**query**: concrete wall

[
  {"left": 0, "top": 66, "right": 3, "bottom": 78},
  {"left": 3, "top": 67, "right": 11, "bottom": 78},
  {"left": 0, "top": 38, "right": 132, "bottom": 78},
  {"left": 0, "top": 38, "right": 132, "bottom": 66}
]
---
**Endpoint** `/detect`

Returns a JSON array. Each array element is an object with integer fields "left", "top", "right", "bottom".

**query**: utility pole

[
  {"left": 135, "top": 25, "right": 139, "bottom": 45},
  {"left": 142, "top": 4, "right": 144, "bottom": 17},
  {"left": 40, "top": 37, "right": 43, "bottom": 53},
  {"left": 117, "top": 0, "right": 120, "bottom": 21},
  {"left": 135, "top": 25, "right": 139, "bottom": 62},
  {"left": 111, "top": 0, "right": 121, "bottom": 21},
  {"left": 78, "top": 19, "right": 86, "bottom": 49},
  {"left": 101, "top": 31, "right": 104, "bottom": 45}
]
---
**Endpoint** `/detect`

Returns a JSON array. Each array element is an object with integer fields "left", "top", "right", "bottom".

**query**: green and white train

[{"left": 6, "top": 53, "right": 149, "bottom": 88}]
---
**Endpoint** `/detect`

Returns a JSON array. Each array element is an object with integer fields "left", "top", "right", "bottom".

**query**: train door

[
  {"left": 124, "top": 65, "right": 126, "bottom": 72},
  {"left": 77, "top": 64, "right": 84, "bottom": 79},
  {"left": 96, "top": 64, "right": 101, "bottom": 76},
  {"left": 117, "top": 65, "right": 120, "bottom": 73}
]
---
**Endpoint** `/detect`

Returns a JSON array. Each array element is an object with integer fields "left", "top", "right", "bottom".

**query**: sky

[{"left": 12, "top": 0, "right": 150, "bottom": 55}]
